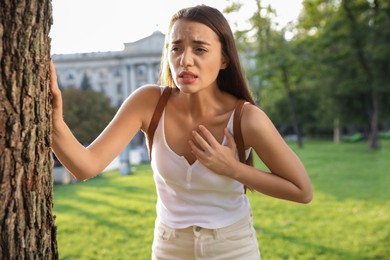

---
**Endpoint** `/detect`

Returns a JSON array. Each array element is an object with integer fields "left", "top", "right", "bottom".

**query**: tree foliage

[
  {"left": 80, "top": 73, "right": 92, "bottom": 90},
  {"left": 226, "top": 0, "right": 309, "bottom": 147},
  {"left": 62, "top": 88, "right": 116, "bottom": 145},
  {"left": 225, "top": 0, "right": 390, "bottom": 149},
  {"left": 298, "top": 0, "right": 390, "bottom": 148}
]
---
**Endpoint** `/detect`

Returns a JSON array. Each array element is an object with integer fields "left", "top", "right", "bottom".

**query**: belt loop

[
  {"left": 193, "top": 226, "right": 201, "bottom": 237},
  {"left": 213, "top": 228, "right": 219, "bottom": 240},
  {"left": 161, "top": 230, "right": 169, "bottom": 240}
]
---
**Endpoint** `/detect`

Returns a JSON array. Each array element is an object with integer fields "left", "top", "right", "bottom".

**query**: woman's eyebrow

[
  {"left": 192, "top": 40, "right": 211, "bottom": 46},
  {"left": 170, "top": 39, "right": 211, "bottom": 46}
]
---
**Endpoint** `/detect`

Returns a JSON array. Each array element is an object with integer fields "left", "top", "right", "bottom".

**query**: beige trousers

[{"left": 152, "top": 215, "right": 261, "bottom": 260}]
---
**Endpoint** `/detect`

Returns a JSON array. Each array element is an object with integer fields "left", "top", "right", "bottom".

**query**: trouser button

[{"left": 195, "top": 226, "right": 201, "bottom": 232}]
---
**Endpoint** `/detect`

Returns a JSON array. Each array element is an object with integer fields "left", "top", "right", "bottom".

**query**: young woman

[{"left": 51, "top": 5, "right": 312, "bottom": 259}]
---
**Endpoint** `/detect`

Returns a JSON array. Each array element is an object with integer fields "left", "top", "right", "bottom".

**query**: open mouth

[
  {"left": 178, "top": 71, "right": 198, "bottom": 84},
  {"left": 179, "top": 71, "right": 198, "bottom": 79}
]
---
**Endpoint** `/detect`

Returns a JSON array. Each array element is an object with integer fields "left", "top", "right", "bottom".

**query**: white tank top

[{"left": 150, "top": 106, "right": 252, "bottom": 229}]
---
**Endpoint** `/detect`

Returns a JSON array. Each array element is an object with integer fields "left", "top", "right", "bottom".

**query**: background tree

[
  {"left": 226, "top": 0, "right": 308, "bottom": 148},
  {"left": 227, "top": 0, "right": 390, "bottom": 149},
  {"left": 298, "top": 0, "right": 390, "bottom": 149},
  {"left": 62, "top": 87, "right": 116, "bottom": 145},
  {"left": 0, "top": 0, "right": 58, "bottom": 259},
  {"left": 80, "top": 72, "right": 92, "bottom": 90}
]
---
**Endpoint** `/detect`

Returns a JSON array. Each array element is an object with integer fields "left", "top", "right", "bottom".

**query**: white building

[
  {"left": 52, "top": 31, "right": 166, "bottom": 167},
  {"left": 52, "top": 31, "right": 165, "bottom": 108}
]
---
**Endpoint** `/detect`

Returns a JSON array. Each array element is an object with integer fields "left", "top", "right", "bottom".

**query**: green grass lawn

[{"left": 53, "top": 140, "right": 390, "bottom": 259}]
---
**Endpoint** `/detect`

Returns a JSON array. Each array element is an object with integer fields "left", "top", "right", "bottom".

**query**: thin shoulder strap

[
  {"left": 233, "top": 99, "right": 246, "bottom": 164},
  {"left": 147, "top": 87, "right": 172, "bottom": 160}
]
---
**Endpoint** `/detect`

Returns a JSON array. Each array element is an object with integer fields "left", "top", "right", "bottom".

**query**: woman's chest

[{"left": 164, "top": 111, "right": 232, "bottom": 164}]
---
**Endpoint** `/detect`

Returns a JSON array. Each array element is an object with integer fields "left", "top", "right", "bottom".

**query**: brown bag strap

[
  {"left": 147, "top": 87, "right": 172, "bottom": 160},
  {"left": 233, "top": 100, "right": 246, "bottom": 164},
  {"left": 233, "top": 99, "right": 251, "bottom": 193}
]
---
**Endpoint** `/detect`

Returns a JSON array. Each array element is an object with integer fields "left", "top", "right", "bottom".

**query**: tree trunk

[
  {"left": 281, "top": 67, "right": 303, "bottom": 148},
  {"left": 367, "top": 89, "right": 379, "bottom": 149},
  {"left": 0, "top": 0, "right": 58, "bottom": 259},
  {"left": 333, "top": 118, "right": 341, "bottom": 144},
  {"left": 342, "top": 0, "right": 379, "bottom": 150}
]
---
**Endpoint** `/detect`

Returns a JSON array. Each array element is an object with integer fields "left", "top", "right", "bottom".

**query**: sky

[{"left": 50, "top": 0, "right": 303, "bottom": 55}]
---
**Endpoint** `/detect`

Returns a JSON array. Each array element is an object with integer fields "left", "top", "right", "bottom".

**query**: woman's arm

[
  {"left": 189, "top": 103, "right": 313, "bottom": 203},
  {"left": 239, "top": 104, "right": 313, "bottom": 203},
  {"left": 50, "top": 61, "right": 160, "bottom": 180}
]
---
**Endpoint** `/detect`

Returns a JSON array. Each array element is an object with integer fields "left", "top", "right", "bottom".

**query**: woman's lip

[
  {"left": 178, "top": 77, "right": 197, "bottom": 84},
  {"left": 179, "top": 71, "right": 197, "bottom": 78}
]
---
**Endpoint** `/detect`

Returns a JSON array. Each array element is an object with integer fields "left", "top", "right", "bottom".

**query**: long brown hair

[{"left": 159, "top": 5, "right": 255, "bottom": 105}]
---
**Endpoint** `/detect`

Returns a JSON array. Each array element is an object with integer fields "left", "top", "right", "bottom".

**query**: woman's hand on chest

[{"left": 188, "top": 125, "right": 239, "bottom": 177}]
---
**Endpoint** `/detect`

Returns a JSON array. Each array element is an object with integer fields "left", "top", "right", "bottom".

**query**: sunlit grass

[{"left": 54, "top": 140, "right": 390, "bottom": 259}]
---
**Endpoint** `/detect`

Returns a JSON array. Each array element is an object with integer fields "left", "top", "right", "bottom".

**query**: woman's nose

[{"left": 179, "top": 50, "right": 194, "bottom": 67}]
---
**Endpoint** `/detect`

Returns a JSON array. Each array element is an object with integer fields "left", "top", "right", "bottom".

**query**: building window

[
  {"left": 100, "top": 83, "right": 106, "bottom": 94},
  {"left": 99, "top": 68, "right": 108, "bottom": 78},
  {"left": 113, "top": 67, "right": 122, "bottom": 77},
  {"left": 66, "top": 70, "right": 75, "bottom": 80},
  {"left": 136, "top": 65, "right": 146, "bottom": 77},
  {"left": 116, "top": 83, "right": 123, "bottom": 94},
  {"left": 153, "top": 64, "right": 160, "bottom": 81}
]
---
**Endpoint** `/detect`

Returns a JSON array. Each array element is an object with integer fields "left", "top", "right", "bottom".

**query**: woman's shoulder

[
  {"left": 132, "top": 84, "right": 166, "bottom": 96},
  {"left": 127, "top": 84, "right": 171, "bottom": 105},
  {"left": 240, "top": 102, "right": 265, "bottom": 119},
  {"left": 240, "top": 103, "right": 275, "bottom": 138},
  {"left": 123, "top": 84, "right": 172, "bottom": 131}
]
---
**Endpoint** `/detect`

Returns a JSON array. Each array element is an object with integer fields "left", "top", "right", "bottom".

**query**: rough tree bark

[{"left": 0, "top": 0, "right": 58, "bottom": 259}]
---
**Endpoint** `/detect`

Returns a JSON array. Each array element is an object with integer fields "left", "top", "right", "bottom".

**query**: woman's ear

[{"left": 220, "top": 56, "right": 229, "bottom": 70}]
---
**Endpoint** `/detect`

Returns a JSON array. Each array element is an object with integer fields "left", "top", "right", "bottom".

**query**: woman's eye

[
  {"left": 195, "top": 48, "right": 207, "bottom": 53},
  {"left": 171, "top": 47, "right": 181, "bottom": 52}
]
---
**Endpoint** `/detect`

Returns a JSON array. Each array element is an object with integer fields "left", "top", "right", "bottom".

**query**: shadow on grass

[
  {"left": 55, "top": 193, "right": 154, "bottom": 217},
  {"left": 55, "top": 202, "right": 143, "bottom": 239},
  {"left": 258, "top": 226, "right": 367, "bottom": 259},
  {"left": 54, "top": 171, "right": 157, "bottom": 239}
]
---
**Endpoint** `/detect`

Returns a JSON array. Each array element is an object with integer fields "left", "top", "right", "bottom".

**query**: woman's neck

[{"left": 173, "top": 86, "right": 236, "bottom": 121}]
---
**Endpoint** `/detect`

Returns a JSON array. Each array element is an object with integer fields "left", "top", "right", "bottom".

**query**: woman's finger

[
  {"left": 49, "top": 61, "right": 61, "bottom": 95},
  {"left": 191, "top": 129, "right": 211, "bottom": 152},
  {"left": 197, "top": 125, "right": 219, "bottom": 148},
  {"left": 49, "top": 60, "right": 63, "bottom": 119}
]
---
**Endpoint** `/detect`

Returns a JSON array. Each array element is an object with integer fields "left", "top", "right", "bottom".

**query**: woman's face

[{"left": 168, "top": 20, "right": 227, "bottom": 93}]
